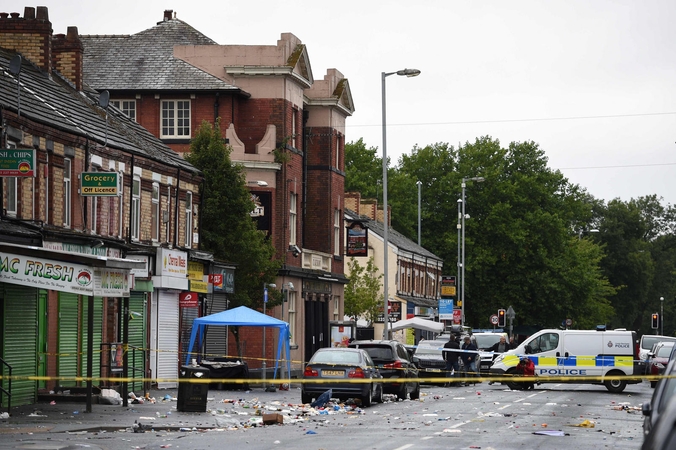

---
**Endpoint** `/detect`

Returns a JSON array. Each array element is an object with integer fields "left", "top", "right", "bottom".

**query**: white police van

[{"left": 490, "top": 328, "right": 641, "bottom": 393}]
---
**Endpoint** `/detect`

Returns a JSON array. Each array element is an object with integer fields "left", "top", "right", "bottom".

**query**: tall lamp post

[
  {"left": 263, "top": 283, "right": 276, "bottom": 390},
  {"left": 661, "top": 296, "right": 664, "bottom": 335},
  {"left": 381, "top": 68, "right": 421, "bottom": 339},
  {"left": 460, "top": 176, "right": 485, "bottom": 327},
  {"left": 457, "top": 198, "right": 462, "bottom": 322},
  {"left": 417, "top": 180, "right": 422, "bottom": 246}
]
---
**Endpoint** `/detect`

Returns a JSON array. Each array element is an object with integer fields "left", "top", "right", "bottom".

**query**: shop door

[
  {"left": 1, "top": 284, "right": 38, "bottom": 407},
  {"left": 304, "top": 296, "right": 328, "bottom": 363}
]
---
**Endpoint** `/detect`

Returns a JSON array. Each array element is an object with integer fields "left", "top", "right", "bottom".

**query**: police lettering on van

[{"left": 489, "top": 329, "right": 641, "bottom": 393}]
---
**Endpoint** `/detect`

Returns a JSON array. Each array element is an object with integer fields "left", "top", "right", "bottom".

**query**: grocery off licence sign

[{"left": 80, "top": 172, "right": 120, "bottom": 196}]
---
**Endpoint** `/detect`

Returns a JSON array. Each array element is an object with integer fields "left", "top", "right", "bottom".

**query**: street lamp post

[
  {"left": 661, "top": 296, "right": 665, "bottom": 335},
  {"left": 460, "top": 176, "right": 485, "bottom": 327},
  {"left": 457, "top": 198, "right": 462, "bottom": 323},
  {"left": 263, "top": 283, "right": 276, "bottom": 390},
  {"left": 381, "top": 68, "right": 421, "bottom": 339},
  {"left": 417, "top": 180, "right": 422, "bottom": 246}
]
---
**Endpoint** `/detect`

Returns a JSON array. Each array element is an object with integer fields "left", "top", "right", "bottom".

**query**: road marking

[
  {"left": 498, "top": 404, "right": 511, "bottom": 410},
  {"left": 514, "top": 393, "right": 538, "bottom": 403},
  {"left": 421, "top": 436, "right": 434, "bottom": 440},
  {"left": 393, "top": 445, "right": 414, "bottom": 450},
  {"left": 449, "top": 420, "right": 470, "bottom": 428}
]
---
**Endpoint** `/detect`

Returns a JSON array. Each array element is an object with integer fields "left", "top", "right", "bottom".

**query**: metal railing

[{"left": 0, "top": 357, "right": 12, "bottom": 413}]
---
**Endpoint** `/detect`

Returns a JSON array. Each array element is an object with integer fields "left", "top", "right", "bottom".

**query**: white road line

[
  {"left": 450, "top": 420, "right": 470, "bottom": 428},
  {"left": 393, "top": 445, "right": 414, "bottom": 450},
  {"left": 514, "top": 392, "right": 538, "bottom": 402},
  {"left": 498, "top": 404, "right": 511, "bottom": 410},
  {"left": 421, "top": 436, "right": 434, "bottom": 440}
]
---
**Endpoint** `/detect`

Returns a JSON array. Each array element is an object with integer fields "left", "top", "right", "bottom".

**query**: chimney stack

[
  {"left": 52, "top": 26, "right": 83, "bottom": 91},
  {"left": 0, "top": 6, "right": 53, "bottom": 73},
  {"left": 164, "top": 10, "right": 173, "bottom": 21}
]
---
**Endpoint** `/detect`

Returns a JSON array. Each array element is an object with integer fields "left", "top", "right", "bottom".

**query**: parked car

[
  {"left": 348, "top": 340, "right": 420, "bottom": 400},
  {"left": 412, "top": 337, "right": 451, "bottom": 383},
  {"left": 473, "top": 332, "right": 509, "bottom": 374},
  {"left": 301, "top": 348, "right": 383, "bottom": 406},
  {"left": 648, "top": 342, "right": 676, "bottom": 388},
  {"left": 640, "top": 335, "right": 676, "bottom": 371},
  {"left": 643, "top": 358, "right": 676, "bottom": 437},
  {"left": 643, "top": 386, "right": 676, "bottom": 450}
]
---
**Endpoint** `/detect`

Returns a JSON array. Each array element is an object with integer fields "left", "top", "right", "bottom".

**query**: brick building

[
  {"left": 0, "top": 6, "right": 212, "bottom": 405},
  {"left": 80, "top": 10, "right": 354, "bottom": 373}
]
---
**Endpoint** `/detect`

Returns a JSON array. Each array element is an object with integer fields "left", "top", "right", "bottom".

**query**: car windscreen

[
  {"left": 474, "top": 334, "right": 502, "bottom": 349},
  {"left": 414, "top": 341, "right": 444, "bottom": 355},
  {"left": 311, "top": 350, "right": 362, "bottom": 365},
  {"left": 357, "top": 346, "right": 394, "bottom": 361},
  {"left": 657, "top": 344, "right": 675, "bottom": 358},
  {"left": 643, "top": 336, "right": 676, "bottom": 350}
]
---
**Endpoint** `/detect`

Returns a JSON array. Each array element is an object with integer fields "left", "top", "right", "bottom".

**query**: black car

[
  {"left": 643, "top": 390, "right": 676, "bottom": 450},
  {"left": 643, "top": 358, "right": 676, "bottom": 435},
  {"left": 301, "top": 347, "right": 384, "bottom": 407},
  {"left": 349, "top": 340, "right": 420, "bottom": 400},
  {"left": 412, "top": 337, "right": 451, "bottom": 383}
]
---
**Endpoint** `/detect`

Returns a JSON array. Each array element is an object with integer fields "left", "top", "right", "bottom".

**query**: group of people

[{"left": 442, "top": 334, "right": 530, "bottom": 387}]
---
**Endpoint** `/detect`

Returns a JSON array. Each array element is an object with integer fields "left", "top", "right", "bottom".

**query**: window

[
  {"left": 288, "top": 291, "right": 296, "bottom": 345},
  {"left": 151, "top": 182, "right": 160, "bottom": 241},
  {"left": 334, "top": 209, "right": 340, "bottom": 255},
  {"left": 289, "top": 193, "right": 297, "bottom": 245},
  {"left": 185, "top": 191, "right": 192, "bottom": 247},
  {"left": 335, "top": 135, "right": 340, "bottom": 169},
  {"left": 333, "top": 296, "right": 340, "bottom": 321},
  {"left": 291, "top": 109, "right": 297, "bottom": 148},
  {"left": 526, "top": 333, "right": 560, "bottom": 354},
  {"left": 5, "top": 142, "right": 17, "bottom": 217},
  {"left": 63, "top": 158, "right": 71, "bottom": 227},
  {"left": 161, "top": 100, "right": 190, "bottom": 138},
  {"left": 131, "top": 176, "right": 140, "bottom": 241},
  {"left": 111, "top": 100, "right": 136, "bottom": 122}
]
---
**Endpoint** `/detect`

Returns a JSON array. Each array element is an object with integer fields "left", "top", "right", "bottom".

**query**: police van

[{"left": 489, "top": 328, "right": 641, "bottom": 393}]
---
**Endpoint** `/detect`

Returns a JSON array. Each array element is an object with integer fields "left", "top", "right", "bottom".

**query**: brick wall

[{"left": 0, "top": 6, "right": 52, "bottom": 72}]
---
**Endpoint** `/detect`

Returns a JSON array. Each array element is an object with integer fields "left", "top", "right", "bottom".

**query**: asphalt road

[{"left": 1, "top": 380, "right": 650, "bottom": 450}]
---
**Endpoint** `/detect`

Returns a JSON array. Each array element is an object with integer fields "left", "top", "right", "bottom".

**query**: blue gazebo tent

[{"left": 185, "top": 306, "right": 291, "bottom": 379}]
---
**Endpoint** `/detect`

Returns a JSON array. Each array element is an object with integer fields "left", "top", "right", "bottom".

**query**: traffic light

[
  {"left": 652, "top": 313, "right": 659, "bottom": 330},
  {"left": 498, "top": 309, "right": 506, "bottom": 328}
]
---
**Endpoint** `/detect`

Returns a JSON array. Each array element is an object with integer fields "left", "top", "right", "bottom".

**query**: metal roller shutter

[
  {"left": 204, "top": 293, "right": 228, "bottom": 359},
  {"left": 157, "top": 290, "right": 179, "bottom": 388},
  {"left": 58, "top": 293, "right": 80, "bottom": 384},
  {"left": 128, "top": 292, "right": 147, "bottom": 392},
  {"left": 1, "top": 284, "right": 38, "bottom": 407},
  {"left": 80, "top": 297, "right": 103, "bottom": 382}
]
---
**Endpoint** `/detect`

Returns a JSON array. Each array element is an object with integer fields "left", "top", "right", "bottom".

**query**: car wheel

[
  {"left": 396, "top": 383, "right": 407, "bottom": 400},
  {"left": 375, "top": 383, "right": 384, "bottom": 403},
  {"left": 505, "top": 368, "right": 520, "bottom": 391},
  {"left": 410, "top": 382, "right": 420, "bottom": 400},
  {"left": 301, "top": 391, "right": 313, "bottom": 404},
  {"left": 361, "top": 384, "right": 373, "bottom": 407},
  {"left": 604, "top": 371, "right": 627, "bottom": 393}
]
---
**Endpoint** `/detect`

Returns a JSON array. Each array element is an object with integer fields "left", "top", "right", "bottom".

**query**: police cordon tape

[{"left": 0, "top": 373, "right": 667, "bottom": 385}]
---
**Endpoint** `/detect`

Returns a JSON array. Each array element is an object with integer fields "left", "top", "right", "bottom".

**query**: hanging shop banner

[
  {"left": 157, "top": 248, "right": 188, "bottom": 278},
  {"left": 346, "top": 221, "right": 368, "bottom": 257},
  {"left": 179, "top": 291, "right": 199, "bottom": 308},
  {"left": 0, "top": 148, "right": 35, "bottom": 177},
  {"left": 440, "top": 275, "right": 456, "bottom": 297},
  {"left": 80, "top": 172, "right": 120, "bottom": 196},
  {"left": 0, "top": 250, "right": 94, "bottom": 295},
  {"left": 93, "top": 268, "right": 130, "bottom": 297}
]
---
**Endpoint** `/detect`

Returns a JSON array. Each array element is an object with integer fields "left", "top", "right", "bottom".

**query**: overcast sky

[{"left": 5, "top": 0, "right": 676, "bottom": 205}]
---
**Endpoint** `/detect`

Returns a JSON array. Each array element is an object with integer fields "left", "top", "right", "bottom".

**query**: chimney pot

[
  {"left": 10, "top": 12, "right": 19, "bottom": 18},
  {"left": 24, "top": 6, "right": 35, "bottom": 19},
  {"left": 36, "top": 6, "right": 48, "bottom": 21},
  {"left": 67, "top": 26, "right": 78, "bottom": 40},
  {"left": 0, "top": 13, "right": 9, "bottom": 19}
]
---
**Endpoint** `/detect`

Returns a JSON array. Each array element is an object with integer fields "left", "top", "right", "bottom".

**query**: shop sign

[
  {"left": 0, "top": 149, "right": 35, "bottom": 177},
  {"left": 187, "top": 261, "right": 204, "bottom": 280},
  {"left": 179, "top": 291, "right": 199, "bottom": 308},
  {"left": 126, "top": 255, "right": 149, "bottom": 278},
  {"left": 80, "top": 172, "right": 120, "bottom": 196},
  {"left": 346, "top": 221, "right": 368, "bottom": 257},
  {"left": 157, "top": 248, "right": 188, "bottom": 278},
  {"left": 190, "top": 279, "right": 208, "bottom": 293},
  {"left": 93, "top": 268, "right": 130, "bottom": 297},
  {"left": 43, "top": 240, "right": 119, "bottom": 257},
  {"left": 0, "top": 250, "right": 94, "bottom": 295}
]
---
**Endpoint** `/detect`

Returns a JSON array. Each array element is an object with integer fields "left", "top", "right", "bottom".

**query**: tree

[
  {"left": 344, "top": 256, "right": 383, "bottom": 325},
  {"left": 185, "top": 120, "right": 281, "bottom": 355},
  {"left": 345, "top": 139, "right": 383, "bottom": 201}
]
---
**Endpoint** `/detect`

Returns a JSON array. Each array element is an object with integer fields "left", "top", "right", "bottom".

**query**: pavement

[{"left": 0, "top": 383, "right": 310, "bottom": 435}]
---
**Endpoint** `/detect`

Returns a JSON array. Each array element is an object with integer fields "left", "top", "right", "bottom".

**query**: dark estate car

[
  {"left": 411, "top": 338, "right": 448, "bottom": 383},
  {"left": 348, "top": 340, "right": 420, "bottom": 400},
  {"left": 301, "top": 348, "right": 384, "bottom": 407},
  {"left": 643, "top": 359, "right": 676, "bottom": 436}
]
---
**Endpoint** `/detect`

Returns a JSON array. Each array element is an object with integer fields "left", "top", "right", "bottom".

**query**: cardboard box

[{"left": 262, "top": 413, "right": 284, "bottom": 425}]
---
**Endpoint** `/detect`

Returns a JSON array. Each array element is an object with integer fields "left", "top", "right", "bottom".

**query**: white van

[{"left": 490, "top": 328, "right": 641, "bottom": 393}]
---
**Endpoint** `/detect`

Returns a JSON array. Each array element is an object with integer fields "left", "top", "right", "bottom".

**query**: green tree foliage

[
  {"left": 185, "top": 120, "right": 281, "bottom": 353},
  {"left": 345, "top": 139, "right": 383, "bottom": 201},
  {"left": 347, "top": 135, "right": 616, "bottom": 330},
  {"left": 344, "top": 257, "right": 383, "bottom": 325}
]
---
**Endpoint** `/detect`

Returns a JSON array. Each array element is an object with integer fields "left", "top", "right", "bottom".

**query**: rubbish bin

[{"left": 177, "top": 365, "right": 210, "bottom": 412}]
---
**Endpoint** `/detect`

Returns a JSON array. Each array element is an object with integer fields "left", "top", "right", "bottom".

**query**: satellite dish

[
  {"left": 99, "top": 90, "right": 110, "bottom": 109},
  {"left": 9, "top": 54, "right": 21, "bottom": 75}
]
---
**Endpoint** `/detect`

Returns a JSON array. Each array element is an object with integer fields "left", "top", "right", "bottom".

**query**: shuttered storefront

[
  {"left": 58, "top": 294, "right": 104, "bottom": 384},
  {"left": 1, "top": 284, "right": 39, "bottom": 407},
  {"left": 156, "top": 290, "right": 179, "bottom": 388},
  {"left": 204, "top": 293, "right": 228, "bottom": 358},
  {"left": 128, "top": 292, "right": 147, "bottom": 392}
]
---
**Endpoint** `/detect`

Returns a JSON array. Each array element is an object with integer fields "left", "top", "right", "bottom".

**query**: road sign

[
  {"left": 490, "top": 314, "right": 499, "bottom": 325},
  {"left": 565, "top": 318, "right": 573, "bottom": 327},
  {"left": 453, "top": 309, "right": 461, "bottom": 324}
]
